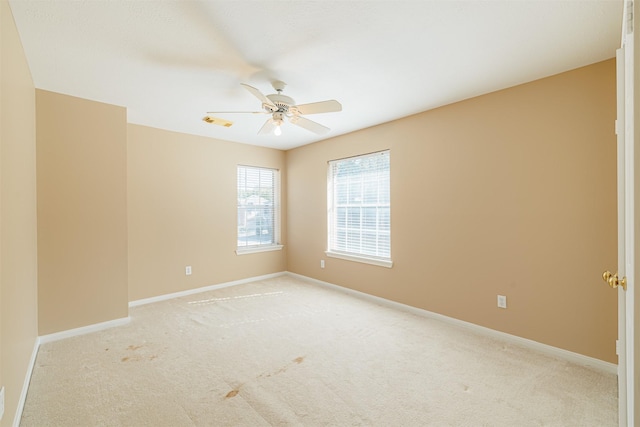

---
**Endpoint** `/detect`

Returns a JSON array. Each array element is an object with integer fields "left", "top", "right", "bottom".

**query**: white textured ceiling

[{"left": 9, "top": 0, "right": 623, "bottom": 150}]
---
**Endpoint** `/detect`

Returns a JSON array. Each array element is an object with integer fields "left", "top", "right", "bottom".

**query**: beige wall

[
  {"left": 127, "top": 124, "right": 287, "bottom": 301},
  {"left": 36, "top": 90, "right": 128, "bottom": 335},
  {"left": 287, "top": 59, "right": 618, "bottom": 363},
  {"left": 0, "top": 1, "right": 38, "bottom": 425}
]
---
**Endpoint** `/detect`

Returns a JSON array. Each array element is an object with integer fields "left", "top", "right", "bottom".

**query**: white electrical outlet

[
  {"left": 185, "top": 266, "right": 192, "bottom": 276},
  {"left": 0, "top": 386, "right": 5, "bottom": 420},
  {"left": 497, "top": 295, "right": 507, "bottom": 309},
  {"left": 320, "top": 260, "right": 325, "bottom": 269}
]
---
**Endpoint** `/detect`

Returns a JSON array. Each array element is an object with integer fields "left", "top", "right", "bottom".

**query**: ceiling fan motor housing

[{"left": 266, "top": 94, "right": 295, "bottom": 112}]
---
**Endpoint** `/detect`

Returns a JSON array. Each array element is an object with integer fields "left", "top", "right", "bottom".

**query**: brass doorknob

[{"left": 602, "top": 270, "right": 627, "bottom": 291}]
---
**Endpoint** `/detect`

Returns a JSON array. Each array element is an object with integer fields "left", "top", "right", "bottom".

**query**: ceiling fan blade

[
  {"left": 258, "top": 119, "right": 276, "bottom": 135},
  {"left": 241, "top": 83, "right": 277, "bottom": 109},
  {"left": 289, "top": 115, "right": 330, "bottom": 135},
  {"left": 292, "top": 100, "right": 342, "bottom": 115}
]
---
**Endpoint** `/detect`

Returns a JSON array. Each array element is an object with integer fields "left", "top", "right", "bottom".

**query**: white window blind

[
  {"left": 327, "top": 151, "right": 390, "bottom": 263},
  {"left": 237, "top": 166, "right": 280, "bottom": 250}
]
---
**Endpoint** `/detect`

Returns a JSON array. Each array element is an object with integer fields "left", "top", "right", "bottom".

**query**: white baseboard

[
  {"left": 13, "top": 337, "right": 40, "bottom": 427},
  {"left": 287, "top": 272, "right": 618, "bottom": 375},
  {"left": 39, "top": 317, "right": 131, "bottom": 345},
  {"left": 129, "top": 272, "right": 287, "bottom": 307}
]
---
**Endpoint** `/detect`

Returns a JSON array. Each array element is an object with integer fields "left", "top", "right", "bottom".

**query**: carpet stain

[
  {"left": 463, "top": 385, "right": 470, "bottom": 392},
  {"left": 127, "top": 345, "right": 143, "bottom": 351},
  {"left": 225, "top": 389, "right": 239, "bottom": 399},
  {"left": 121, "top": 354, "right": 157, "bottom": 363},
  {"left": 259, "top": 356, "right": 306, "bottom": 378}
]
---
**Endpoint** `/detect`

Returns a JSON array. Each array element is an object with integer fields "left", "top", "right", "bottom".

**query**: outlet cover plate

[{"left": 497, "top": 295, "right": 507, "bottom": 309}]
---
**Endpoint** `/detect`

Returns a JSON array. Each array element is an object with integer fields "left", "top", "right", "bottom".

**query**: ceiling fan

[{"left": 203, "top": 81, "right": 342, "bottom": 136}]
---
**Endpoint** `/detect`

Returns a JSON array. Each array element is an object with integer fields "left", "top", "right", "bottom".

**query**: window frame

[
  {"left": 326, "top": 150, "right": 392, "bottom": 268},
  {"left": 235, "top": 165, "right": 283, "bottom": 255}
]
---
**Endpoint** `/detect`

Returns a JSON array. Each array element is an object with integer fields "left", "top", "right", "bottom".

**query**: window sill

[
  {"left": 325, "top": 251, "right": 393, "bottom": 268},
  {"left": 236, "top": 245, "right": 284, "bottom": 255}
]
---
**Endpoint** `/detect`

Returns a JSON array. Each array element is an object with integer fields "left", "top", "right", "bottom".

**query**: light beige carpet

[{"left": 21, "top": 275, "right": 617, "bottom": 426}]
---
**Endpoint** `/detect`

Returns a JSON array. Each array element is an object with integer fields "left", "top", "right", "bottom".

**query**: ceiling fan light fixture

[{"left": 272, "top": 112, "right": 285, "bottom": 136}]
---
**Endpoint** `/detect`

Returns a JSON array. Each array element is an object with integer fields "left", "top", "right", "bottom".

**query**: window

[
  {"left": 236, "top": 165, "right": 282, "bottom": 254},
  {"left": 327, "top": 150, "right": 391, "bottom": 268}
]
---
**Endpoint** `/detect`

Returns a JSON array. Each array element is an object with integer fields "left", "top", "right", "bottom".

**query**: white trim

[
  {"left": 38, "top": 317, "right": 131, "bottom": 345},
  {"left": 13, "top": 337, "right": 40, "bottom": 427},
  {"left": 235, "top": 244, "right": 284, "bottom": 255},
  {"left": 287, "top": 272, "right": 617, "bottom": 375},
  {"left": 325, "top": 251, "right": 393, "bottom": 268},
  {"left": 129, "top": 272, "right": 287, "bottom": 307}
]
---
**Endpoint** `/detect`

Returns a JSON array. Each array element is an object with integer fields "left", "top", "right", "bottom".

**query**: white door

[{"left": 612, "top": 1, "right": 635, "bottom": 425}]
